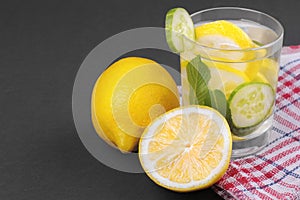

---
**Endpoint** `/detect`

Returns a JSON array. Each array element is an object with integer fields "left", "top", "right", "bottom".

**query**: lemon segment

[
  {"left": 231, "top": 134, "right": 245, "bottom": 141},
  {"left": 202, "top": 59, "right": 250, "bottom": 99},
  {"left": 248, "top": 58, "right": 278, "bottom": 89},
  {"left": 91, "top": 57, "right": 179, "bottom": 152},
  {"left": 244, "top": 60, "right": 260, "bottom": 80},
  {"left": 258, "top": 58, "right": 279, "bottom": 87},
  {"left": 195, "top": 20, "right": 256, "bottom": 62},
  {"left": 252, "top": 72, "right": 269, "bottom": 83},
  {"left": 139, "top": 106, "right": 232, "bottom": 192},
  {"left": 195, "top": 20, "right": 254, "bottom": 49}
]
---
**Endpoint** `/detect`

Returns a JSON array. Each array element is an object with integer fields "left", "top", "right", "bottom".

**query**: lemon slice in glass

[
  {"left": 258, "top": 58, "right": 279, "bottom": 87},
  {"left": 203, "top": 59, "right": 250, "bottom": 99},
  {"left": 195, "top": 20, "right": 256, "bottom": 61}
]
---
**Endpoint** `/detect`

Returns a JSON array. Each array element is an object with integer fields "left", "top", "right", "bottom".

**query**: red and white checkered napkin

[{"left": 213, "top": 45, "right": 300, "bottom": 200}]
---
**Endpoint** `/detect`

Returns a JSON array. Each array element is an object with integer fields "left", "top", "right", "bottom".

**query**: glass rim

[{"left": 186, "top": 7, "right": 284, "bottom": 52}]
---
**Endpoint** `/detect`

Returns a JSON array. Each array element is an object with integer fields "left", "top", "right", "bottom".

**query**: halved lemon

[{"left": 139, "top": 106, "right": 232, "bottom": 192}]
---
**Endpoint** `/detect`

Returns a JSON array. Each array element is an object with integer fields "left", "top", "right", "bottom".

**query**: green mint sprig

[
  {"left": 186, "top": 56, "right": 230, "bottom": 119},
  {"left": 186, "top": 56, "right": 210, "bottom": 105}
]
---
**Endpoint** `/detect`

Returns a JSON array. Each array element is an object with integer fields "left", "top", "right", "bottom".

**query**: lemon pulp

[{"left": 139, "top": 106, "right": 232, "bottom": 192}]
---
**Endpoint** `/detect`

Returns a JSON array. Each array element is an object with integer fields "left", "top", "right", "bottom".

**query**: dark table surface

[{"left": 1, "top": 0, "right": 299, "bottom": 199}]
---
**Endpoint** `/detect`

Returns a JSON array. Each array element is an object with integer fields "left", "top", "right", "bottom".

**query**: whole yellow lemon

[{"left": 91, "top": 57, "right": 180, "bottom": 152}]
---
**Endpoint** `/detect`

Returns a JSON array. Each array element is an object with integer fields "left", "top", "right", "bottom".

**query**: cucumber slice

[
  {"left": 165, "top": 8, "right": 195, "bottom": 53},
  {"left": 228, "top": 82, "right": 274, "bottom": 128}
]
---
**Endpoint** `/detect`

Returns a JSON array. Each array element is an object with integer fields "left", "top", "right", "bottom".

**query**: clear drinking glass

[{"left": 180, "top": 7, "right": 284, "bottom": 158}]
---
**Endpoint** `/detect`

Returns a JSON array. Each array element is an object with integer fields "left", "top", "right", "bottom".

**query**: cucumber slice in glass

[
  {"left": 228, "top": 82, "right": 275, "bottom": 128},
  {"left": 165, "top": 8, "right": 195, "bottom": 53}
]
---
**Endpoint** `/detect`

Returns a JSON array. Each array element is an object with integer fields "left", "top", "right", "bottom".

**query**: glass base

[{"left": 231, "top": 130, "right": 269, "bottom": 159}]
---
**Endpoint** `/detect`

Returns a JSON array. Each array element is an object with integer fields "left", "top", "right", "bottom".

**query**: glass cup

[{"left": 180, "top": 7, "right": 284, "bottom": 158}]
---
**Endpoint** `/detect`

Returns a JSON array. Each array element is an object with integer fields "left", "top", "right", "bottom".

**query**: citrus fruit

[
  {"left": 194, "top": 20, "right": 263, "bottom": 84},
  {"left": 258, "top": 58, "right": 279, "bottom": 87},
  {"left": 165, "top": 8, "right": 195, "bottom": 53},
  {"left": 91, "top": 57, "right": 180, "bottom": 152},
  {"left": 203, "top": 60, "right": 250, "bottom": 99},
  {"left": 228, "top": 82, "right": 275, "bottom": 129},
  {"left": 252, "top": 72, "right": 269, "bottom": 83},
  {"left": 139, "top": 106, "right": 232, "bottom": 192},
  {"left": 195, "top": 20, "right": 254, "bottom": 50},
  {"left": 231, "top": 134, "right": 245, "bottom": 141},
  {"left": 195, "top": 20, "right": 256, "bottom": 61}
]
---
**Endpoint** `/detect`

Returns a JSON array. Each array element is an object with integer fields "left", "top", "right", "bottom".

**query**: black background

[{"left": 1, "top": 0, "right": 299, "bottom": 199}]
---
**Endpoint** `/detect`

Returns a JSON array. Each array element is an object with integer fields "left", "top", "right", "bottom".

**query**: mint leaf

[
  {"left": 252, "top": 40, "right": 263, "bottom": 46},
  {"left": 205, "top": 89, "right": 230, "bottom": 118},
  {"left": 189, "top": 85, "right": 198, "bottom": 104},
  {"left": 186, "top": 56, "right": 211, "bottom": 105}
]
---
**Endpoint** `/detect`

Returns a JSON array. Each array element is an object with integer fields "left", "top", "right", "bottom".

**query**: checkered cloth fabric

[{"left": 213, "top": 46, "right": 300, "bottom": 200}]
